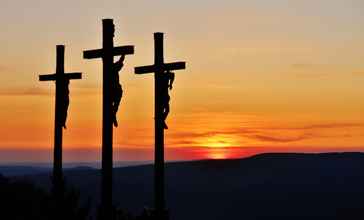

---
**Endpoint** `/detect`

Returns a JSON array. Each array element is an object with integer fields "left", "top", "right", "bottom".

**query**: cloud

[
  {"left": 0, "top": 65, "right": 10, "bottom": 72},
  {"left": 170, "top": 140, "right": 197, "bottom": 146},
  {"left": 353, "top": 71, "right": 364, "bottom": 76},
  {"left": 21, "top": 88, "right": 50, "bottom": 96},
  {"left": 291, "top": 63, "right": 316, "bottom": 69},
  {"left": 237, "top": 123, "right": 364, "bottom": 143},
  {"left": 170, "top": 122, "right": 364, "bottom": 144},
  {"left": 250, "top": 134, "right": 314, "bottom": 143},
  {"left": 0, "top": 87, "right": 50, "bottom": 96},
  {"left": 290, "top": 63, "right": 332, "bottom": 79},
  {"left": 257, "top": 123, "right": 364, "bottom": 131},
  {"left": 292, "top": 72, "right": 330, "bottom": 79},
  {"left": 171, "top": 127, "right": 260, "bottom": 139},
  {"left": 300, "top": 123, "right": 364, "bottom": 130}
]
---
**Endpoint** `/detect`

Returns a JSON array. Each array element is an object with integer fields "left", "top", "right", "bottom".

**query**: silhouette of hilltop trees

[
  {"left": 1, "top": 173, "right": 155, "bottom": 220},
  {"left": 0, "top": 173, "right": 90, "bottom": 220}
]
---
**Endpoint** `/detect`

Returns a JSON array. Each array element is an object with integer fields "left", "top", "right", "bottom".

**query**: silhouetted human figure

[
  {"left": 61, "top": 78, "right": 70, "bottom": 129},
  {"left": 161, "top": 70, "right": 175, "bottom": 129},
  {"left": 112, "top": 54, "right": 125, "bottom": 127}
]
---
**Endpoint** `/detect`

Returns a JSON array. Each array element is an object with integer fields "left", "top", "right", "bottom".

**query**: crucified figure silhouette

[
  {"left": 112, "top": 54, "right": 125, "bottom": 127},
  {"left": 161, "top": 70, "right": 175, "bottom": 129},
  {"left": 61, "top": 78, "right": 70, "bottom": 129}
]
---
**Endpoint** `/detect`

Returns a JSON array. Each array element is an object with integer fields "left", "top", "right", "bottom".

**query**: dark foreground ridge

[{"left": 6, "top": 152, "right": 364, "bottom": 220}]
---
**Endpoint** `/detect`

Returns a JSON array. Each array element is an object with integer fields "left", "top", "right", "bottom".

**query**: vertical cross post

[
  {"left": 39, "top": 45, "right": 82, "bottom": 202},
  {"left": 154, "top": 33, "right": 166, "bottom": 216},
  {"left": 102, "top": 19, "right": 114, "bottom": 218},
  {"left": 135, "top": 33, "right": 186, "bottom": 219},
  {"left": 83, "top": 19, "right": 134, "bottom": 220},
  {"left": 54, "top": 45, "right": 64, "bottom": 199}
]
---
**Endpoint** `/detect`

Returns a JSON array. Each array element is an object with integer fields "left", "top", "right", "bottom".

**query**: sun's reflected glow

[
  {"left": 203, "top": 147, "right": 244, "bottom": 160},
  {"left": 208, "top": 151, "right": 228, "bottom": 160}
]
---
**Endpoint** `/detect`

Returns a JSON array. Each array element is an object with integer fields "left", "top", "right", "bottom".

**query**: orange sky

[{"left": 0, "top": 0, "right": 363, "bottom": 162}]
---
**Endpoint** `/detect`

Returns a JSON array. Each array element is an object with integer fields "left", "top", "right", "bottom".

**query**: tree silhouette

[{"left": 0, "top": 174, "right": 90, "bottom": 220}]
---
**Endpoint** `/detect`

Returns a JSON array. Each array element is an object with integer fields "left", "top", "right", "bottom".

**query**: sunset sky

[{"left": 0, "top": 0, "right": 363, "bottom": 162}]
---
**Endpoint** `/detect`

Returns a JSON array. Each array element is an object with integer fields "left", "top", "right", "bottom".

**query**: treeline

[
  {"left": 0, "top": 174, "right": 89, "bottom": 220},
  {"left": 0, "top": 174, "right": 156, "bottom": 220}
]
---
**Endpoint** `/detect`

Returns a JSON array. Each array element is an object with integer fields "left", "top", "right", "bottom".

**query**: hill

[
  {"left": 12, "top": 152, "right": 364, "bottom": 220},
  {"left": 0, "top": 166, "right": 50, "bottom": 176}
]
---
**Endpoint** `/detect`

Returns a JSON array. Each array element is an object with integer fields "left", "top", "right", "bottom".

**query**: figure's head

[{"left": 112, "top": 24, "right": 115, "bottom": 37}]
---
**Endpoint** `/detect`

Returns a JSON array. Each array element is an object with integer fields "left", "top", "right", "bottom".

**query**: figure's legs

[
  {"left": 113, "top": 87, "right": 123, "bottom": 127},
  {"left": 163, "top": 104, "right": 170, "bottom": 120},
  {"left": 62, "top": 98, "right": 69, "bottom": 129},
  {"left": 162, "top": 97, "right": 170, "bottom": 129}
]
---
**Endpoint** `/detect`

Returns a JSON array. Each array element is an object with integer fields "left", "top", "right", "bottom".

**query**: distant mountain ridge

[
  {"left": 0, "top": 161, "right": 153, "bottom": 176},
  {"left": 7, "top": 152, "right": 364, "bottom": 220},
  {"left": 0, "top": 166, "right": 50, "bottom": 176}
]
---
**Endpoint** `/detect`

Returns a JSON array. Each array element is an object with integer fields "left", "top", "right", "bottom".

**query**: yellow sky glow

[{"left": 0, "top": 0, "right": 363, "bottom": 161}]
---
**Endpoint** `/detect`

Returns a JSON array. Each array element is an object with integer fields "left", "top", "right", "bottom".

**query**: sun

[
  {"left": 198, "top": 134, "right": 239, "bottom": 148},
  {"left": 193, "top": 134, "right": 242, "bottom": 160}
]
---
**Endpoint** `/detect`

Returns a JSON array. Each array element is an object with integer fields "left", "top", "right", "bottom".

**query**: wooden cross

[
  {"left": 135, "top": 32, "right": 186, "bottom": 219},
  {"left": 83, "top": 19, "right": 134, "bottom": 220},
  {"left": 39, "top": 45, "right": 82, "bottom": 200}
]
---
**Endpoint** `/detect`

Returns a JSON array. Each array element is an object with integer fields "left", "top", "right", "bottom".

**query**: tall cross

[
  {"left": 83, "top": 19, "right": 134, "bottom": 220},
  {"left": 135, "top": 32, "right": 186, "bottom": 219},
  {"left": 39, "top": 45, "right": 82, "bottom": 200}
]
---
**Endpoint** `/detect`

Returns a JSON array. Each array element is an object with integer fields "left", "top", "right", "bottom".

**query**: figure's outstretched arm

[
  {"left": 169, "top": 72, "right": 175, "bottom": 90},
  {"left": 119, "top": 54, "right": 125, "bottom": 63},
  {"left": 114, "top": 54, "right": 125, "bottom": 70}
]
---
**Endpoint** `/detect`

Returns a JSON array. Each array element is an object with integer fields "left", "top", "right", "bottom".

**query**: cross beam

[
  {"left": 84, "top": 46, "right": 134, "bottom": 59},
  {"left": 135, "top": 62, "right": 185, "bottom": 75},
  {"left": 39, "top": 72, "right": 81, "bottom": 81},
  {"left": 38, "top": 45, "right": 82, "bottom": 202},
  {"left": 83, "top": 19, "right": 134, "bottom": 220},
  {"left": 134, "top": 32, "right": 186, "bottom": 219}
]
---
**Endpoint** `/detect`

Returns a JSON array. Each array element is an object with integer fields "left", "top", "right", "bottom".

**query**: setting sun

[{"left": 197, "top": 134, "right": 240, "bottom": 148}]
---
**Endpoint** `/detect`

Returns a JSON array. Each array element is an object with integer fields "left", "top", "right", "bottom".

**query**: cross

[
  {"left": 39, "top": 45, "right": 82, "bottom": 201},
  {"left": 83, "top": 19, "right": 134, "bottom": 220},
  {"left": 135, "top": 32, "right": 186, "bottom": 219}
]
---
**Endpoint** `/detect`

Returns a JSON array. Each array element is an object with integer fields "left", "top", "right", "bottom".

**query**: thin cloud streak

[
  {"left": 170, "top": 122, "right": 364, "bottom": 144},
  {"left": 353, "top": 71, "right": 364, "bottom": 76},
  {"left": 251, "top": 134, "right": 313, "bottom": 143},
  {"left": 0, "top": 87, "right": 50, "bottom": 96}
]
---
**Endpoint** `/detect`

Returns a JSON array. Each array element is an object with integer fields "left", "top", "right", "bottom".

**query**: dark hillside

[{"left": 17, "top": 153, "right": 364, "bottom": 220}]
